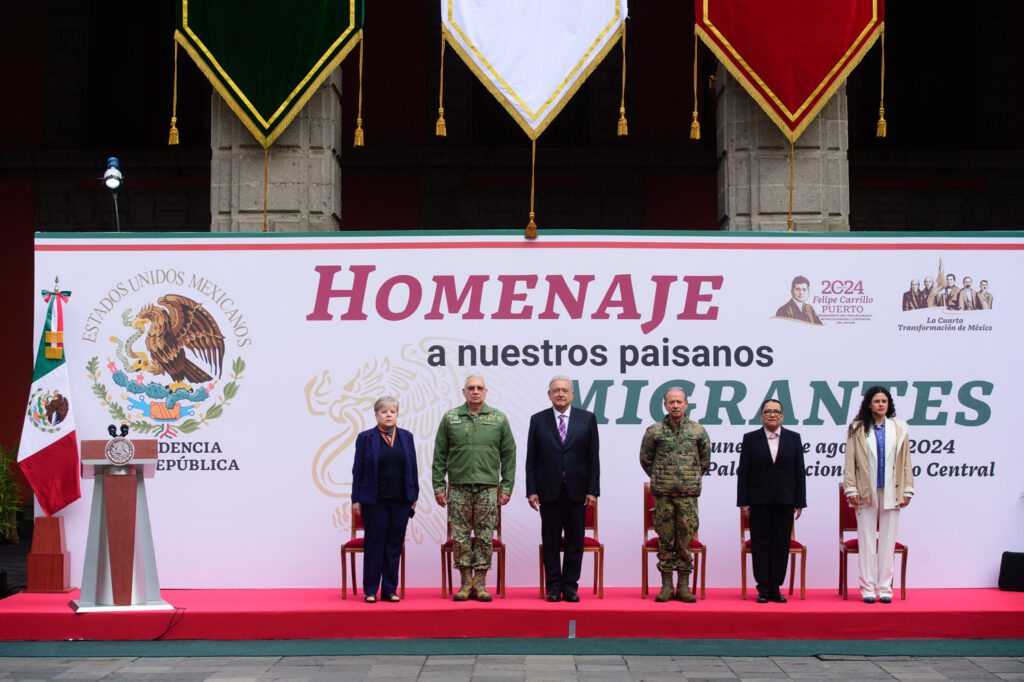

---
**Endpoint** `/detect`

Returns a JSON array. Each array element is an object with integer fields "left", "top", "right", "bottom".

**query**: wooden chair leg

[
  {"left": 788, "top": 553, "right": 796, "bottom": 595},
  {"left": 900, "top": 549, "right": 908, "bottom": 600},
  {"left": 700, "top": 549, "right": 706, "bottom": 600},
  {"left": 598, "top": 547, "right": 604, "bottom": 599},
  {"left": 440, "top": 549, "right": 447, "bottom": 598},
  {"left": 351, "top": 552, "right": 358, "bottom": 596},
  {"left": 641, "top": 548, "right": 648, "bottom": 598},
  {"left": 839, "top": 550, "right": 844, "bottom": 595},
  {"left": 800, "top": 549, "right": 806, "bottom": 600},
  {"left": 500, "top": 548, "right": 507, "bottom": 598},
  {"left": 842, "top": 552, "right": 849, "bottom": 600},
  {"left": 741, "top": 550, "right": 747, "bottom": 600},
  {"left": 593, "top": 550, "right": 598, "bottom": 594},
  {"left": 341, "top": 547, "right": 347, "bottom": 599}
]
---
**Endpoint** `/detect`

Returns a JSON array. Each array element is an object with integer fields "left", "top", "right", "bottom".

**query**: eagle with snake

[{"left": 133, "top": 294, "right": 226, "bottom": 388}]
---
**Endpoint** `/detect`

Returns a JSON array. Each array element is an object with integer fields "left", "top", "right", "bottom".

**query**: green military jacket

[
  {"left": 432, "top": 402, "right": 516, "bottom": 496},
  {"left": 639, "top": 414, "right": 711, "bottom": 497}
]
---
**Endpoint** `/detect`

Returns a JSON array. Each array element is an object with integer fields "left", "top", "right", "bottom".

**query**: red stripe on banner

[
  {"left": 18, "top": 431, "right": 81, "bottom": 517},
  {"left": 35, "top": 241, "right": 1024, "bottom": 253}
]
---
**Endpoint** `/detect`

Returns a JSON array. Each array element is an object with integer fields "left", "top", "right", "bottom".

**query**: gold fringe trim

[
  {"left": 695, "top": 23, "right": 882, "bottom": 143},
  {"left": 437, "top": 26, "right": 447, "bottom": 136},
  {"left": 617, "top": 26, "right": 628, "bottom": 136},
  {"left": 354, "top": 36, "right": 365, "bottom": 146},
  {"left": 175, "top": 28, "right": 363, "bottom": 149},
  {"left": 525, "top": 139, "right": 538, "bottom": 239},
  {"left": 444, "top": 24, "right": 625, "bottom": 140},
  {"left": 876, "top": 26, "right": 887, "bottom": 137},
  {"left": 690, "top": 32, "right": 700, "bottom": 140},
  {"left": 169, "top": 39, "right": 180, "bottom": 145}
]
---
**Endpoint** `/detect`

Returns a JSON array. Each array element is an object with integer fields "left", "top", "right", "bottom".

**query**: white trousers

[{"left": 855, "top": 487, "right": 900, "bottom": 599}]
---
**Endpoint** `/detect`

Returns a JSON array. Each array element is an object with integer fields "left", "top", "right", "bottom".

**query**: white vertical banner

[
  {"left": 442, "top": 0, "right": 627, "bottom": 138},
  {"left": 36, "top": 231, "right": 1023, "bottom": 589}
]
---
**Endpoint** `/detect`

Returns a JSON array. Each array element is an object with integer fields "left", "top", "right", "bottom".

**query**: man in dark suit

[
  {"left": 526, "top": 375, "right": 600, "bottom": 602},
  {"left": 737, "top": 399, "right": 807, "bottom": 603}
]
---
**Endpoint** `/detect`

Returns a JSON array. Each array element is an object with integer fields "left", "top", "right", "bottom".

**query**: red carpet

[{"left": 0, "top": 588, "right": 1021, "bottom": 641}]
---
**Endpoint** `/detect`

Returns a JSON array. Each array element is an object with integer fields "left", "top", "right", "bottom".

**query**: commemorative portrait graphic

[
  {"left": 773, "top": 275, "right": 823, "bottom": 325},
  {"left": 900, "top": 258, "right": 994, "bottom": 312}
]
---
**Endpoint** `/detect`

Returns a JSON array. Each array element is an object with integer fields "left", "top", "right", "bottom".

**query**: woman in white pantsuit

[{"left": 843, "top": 386, "right": 914, "bottom": 603}]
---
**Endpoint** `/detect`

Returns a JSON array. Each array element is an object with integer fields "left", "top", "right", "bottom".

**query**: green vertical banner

[{"left": 175, "top": 0, "right": 365, "bottom": 148}]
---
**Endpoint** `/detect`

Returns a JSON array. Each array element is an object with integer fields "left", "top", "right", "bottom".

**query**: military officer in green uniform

[
  {"left": 432, "top": 375, "right": 516, "bottom": 601},
  {"left": 639, "top": 387, "right": 711, "bottom": 603}
]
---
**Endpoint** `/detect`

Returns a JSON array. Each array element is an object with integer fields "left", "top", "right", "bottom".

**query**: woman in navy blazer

[{"left": 351, "top": 395, "right": 419, "bottom": 602}]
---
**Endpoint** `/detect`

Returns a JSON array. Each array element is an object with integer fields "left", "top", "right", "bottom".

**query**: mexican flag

[{"left": 18, "top": 282, "right": 81, "bottom": 516}]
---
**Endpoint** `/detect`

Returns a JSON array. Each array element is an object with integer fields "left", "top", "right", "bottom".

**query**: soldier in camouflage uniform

[
  {"left": 639, "top": 387, "right": 711, "bottom": 603},
  {"left": 432, "top": 375, "right": 516, "bottom": 601}
]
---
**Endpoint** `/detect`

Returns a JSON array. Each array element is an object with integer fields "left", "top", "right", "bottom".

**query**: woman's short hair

[{"left": 374, "top": 395, "right": 399, "bottom": 414}]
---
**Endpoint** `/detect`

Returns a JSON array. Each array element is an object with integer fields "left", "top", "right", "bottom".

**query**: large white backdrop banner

[{"left": 34, "top": 231, "right": 1024, "bottom": 590}]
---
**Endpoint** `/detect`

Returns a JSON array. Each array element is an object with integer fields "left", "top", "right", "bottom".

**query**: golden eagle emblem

[{"left": 133, "top": 294, "right": 226, "bottom": 389}]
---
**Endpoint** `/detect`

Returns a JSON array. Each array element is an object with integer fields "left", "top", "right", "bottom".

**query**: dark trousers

[
  {"left": 749, "top": 502, "right": 794, "bottom": 595},
  {"left": 540, "top": 484, "right": 586, "bottom": 592},
  {"left": 361, "top": 500, "right": 410, "bottom": 597}
]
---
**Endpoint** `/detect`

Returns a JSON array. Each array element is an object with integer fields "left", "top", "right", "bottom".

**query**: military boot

[
  {"left": 453, "top": 568, "right": 474, "bottom": 601},
  {"left": 473, "top": 570, "right": 493, "bottom": 602},
  {"left": 675, "top": 571, "right": 697, "bottom": 602},
  {"left": 655, "top": 571, "right": 675, "bottom": 602}
]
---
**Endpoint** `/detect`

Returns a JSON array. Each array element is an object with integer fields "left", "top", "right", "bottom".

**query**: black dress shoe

[
  {"left": 562, "top": 589, "right": 580, "bottom": 602},
  {"left": 879, "top": 596, "right": 892, "bottom": 604},
  {"left": 768, "top": 591, "right": 787, "bottom": 603},
  {"left": 756, "top": 594, "right": 769, "bottom": 603},
  {"left": 545, "top": 591, "right": 562, "bottom": 602}
]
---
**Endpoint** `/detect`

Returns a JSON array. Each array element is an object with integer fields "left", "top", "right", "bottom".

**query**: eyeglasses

[{"left": 761, "top": 410, "right": 783, "bottom": 416}]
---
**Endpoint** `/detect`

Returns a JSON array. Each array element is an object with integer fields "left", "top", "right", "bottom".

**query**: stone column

[
  {"left": 210, "top": 70, "right": 342, "bottom": 232},
  {"left": 716, "top": 66, "right": 849, "bottom": 231}
]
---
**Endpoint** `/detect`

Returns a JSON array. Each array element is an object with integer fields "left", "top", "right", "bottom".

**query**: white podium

[{"left": 70, "top": 437, "right": 172, "bottom": 613}]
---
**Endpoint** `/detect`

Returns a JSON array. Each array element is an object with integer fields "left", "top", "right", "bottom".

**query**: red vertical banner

[{"left": 695, "top": 0, "right": 884, "bottom": 142}]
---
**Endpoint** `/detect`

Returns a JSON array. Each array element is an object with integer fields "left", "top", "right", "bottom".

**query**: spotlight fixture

[{"left": 102, "top": 156, "right": 123, "bottom": 231}]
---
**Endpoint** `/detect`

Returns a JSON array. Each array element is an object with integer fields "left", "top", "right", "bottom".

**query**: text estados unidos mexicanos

[{"left": 305, "top": 266, "right": 723, "bottom": 335}]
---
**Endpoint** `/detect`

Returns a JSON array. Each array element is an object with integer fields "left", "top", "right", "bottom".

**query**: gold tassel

[
  {"left": 263, "top": 147, "right": 269, "bottom": 233},
  {"left": 525, "top": 139, "right": 538, "bottom": 240},
  {"left": 689, "top": 34, "right": 700, "bottom": 140},
  {"left": 787, "top": 140, "right": 795, "bottom": 231},
  {"left": 354, "top": 37, "right": 365, "bottom": 147},
  {"left": 168, "top": 40, "right": 180, "bottom": 145},
  {"left": 436, "top": 27, "right": 447, "bottom": 136},
  {"left": 617, "top": 27, "right": 628, "bottom": 136},
  {"left": 876, "top": 27, "right": 887, "bottom": 138}
]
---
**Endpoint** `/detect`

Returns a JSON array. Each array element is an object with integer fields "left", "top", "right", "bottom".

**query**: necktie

[{"left": 558, "top": 414, "right": 566, "bottom": 444}]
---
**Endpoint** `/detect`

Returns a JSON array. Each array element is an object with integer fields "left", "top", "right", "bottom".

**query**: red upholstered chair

[
  {"left": 641, "top": 482, "right": 706, "bottom": 599},
  {"left": 740, "top": 510, "right": 806, "bottom": 600},
  {"left": 440, "top": 492, "right": 506, "bottom": 598},
  {"left": 537, "top": 498, "right": 605, "bottom": 598},
  {"left": 839, "top": 482, "right": 908, "bottom": 599},
  {"left": 340, "top": 504, "right": 406, "bottom": 599}
]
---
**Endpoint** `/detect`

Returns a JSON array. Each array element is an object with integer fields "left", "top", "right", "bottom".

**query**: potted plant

[{"left": 0, "top": 444, "right": 20, "bottom": 543}]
